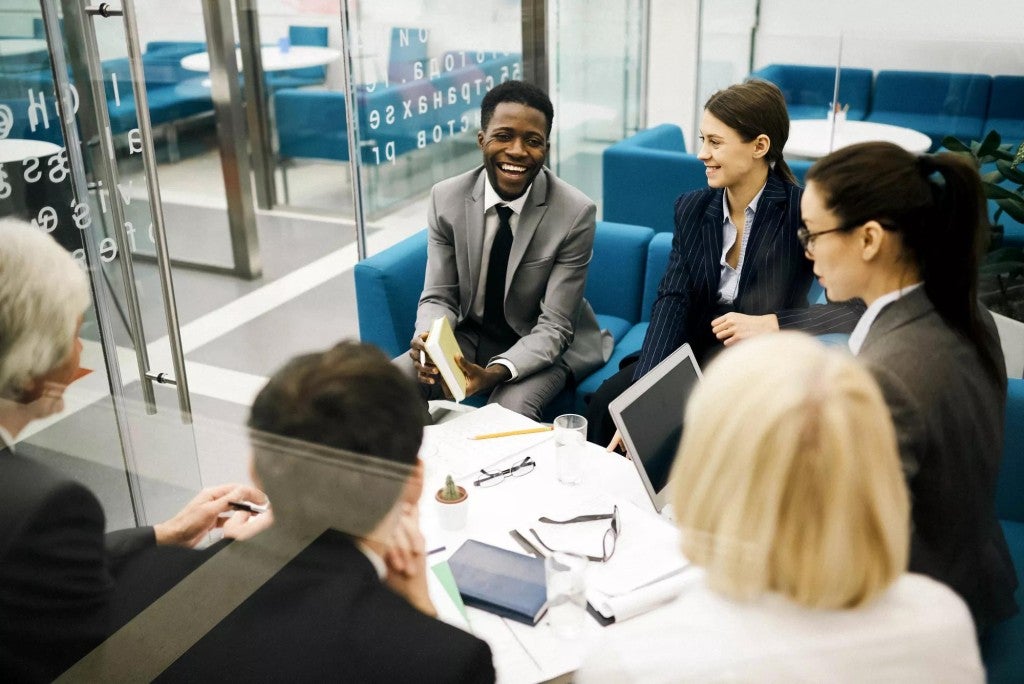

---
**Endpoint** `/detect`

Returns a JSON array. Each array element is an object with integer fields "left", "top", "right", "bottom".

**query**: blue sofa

[
  {"left": 866, "top": 70, "right": 991, "bottom": 150},
  {"left": 982, "top": 377, "right": 1024, "bottom": 683},
  {"left": 986, "top": 76, "right": 1024, "bottom": 151},
  {"left": 751, "top": 64, "right": 873, "bottom": 121},
  {"left": 355, "top": 221, "right": 657, "bottom": 417},
  {"left": 602, "top": 124, "right": 812, "bottom": 233}
]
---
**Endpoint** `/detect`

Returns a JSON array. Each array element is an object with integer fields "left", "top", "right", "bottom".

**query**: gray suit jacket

[
  {"left": 416, "top": 166, "right": 606, "bottom": 380},
  {"left": 859, "top": 287, "right": 1017, "bottom": 630}
]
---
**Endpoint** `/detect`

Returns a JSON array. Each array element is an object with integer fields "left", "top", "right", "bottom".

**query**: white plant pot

[{"left": 435, "top": 488, "right": 469, "bottom": 531}]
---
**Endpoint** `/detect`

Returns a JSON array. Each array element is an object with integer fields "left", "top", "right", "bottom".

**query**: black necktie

[{"left": 482, "top": 205, "right": 519, "bottom": 344}]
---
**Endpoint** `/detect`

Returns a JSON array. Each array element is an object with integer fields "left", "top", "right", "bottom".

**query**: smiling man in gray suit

[{"left": 405, "top": 80, "right": 606, "bottom": 420}]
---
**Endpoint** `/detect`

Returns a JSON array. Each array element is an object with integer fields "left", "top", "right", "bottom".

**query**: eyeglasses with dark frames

[
  {"left": 528, "top": 505, "right": 620, "bottom": 562},
  {"left": 473, "top": 456, "right": 536, "bottom": 487},
  {"left": 796, "top": 221, "right": 862, "bottom": 254}
]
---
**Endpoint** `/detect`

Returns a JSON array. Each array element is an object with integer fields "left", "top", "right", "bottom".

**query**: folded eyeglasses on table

[
  {"left": 473, "top": 456, "right": 536, "bottom": 487},
  {"left": 528, "top": 505, "right": 620, "bottom": 562}
]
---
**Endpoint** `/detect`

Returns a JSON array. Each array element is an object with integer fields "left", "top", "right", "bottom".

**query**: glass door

[
  {"left": 546, "top": 0, "right": 647, "bottom": 208},
  {"left": 0, "top": 0, "right": 205, "bottom": 529}
]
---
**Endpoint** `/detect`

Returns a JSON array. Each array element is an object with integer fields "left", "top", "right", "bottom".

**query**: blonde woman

[{"left": 577, "top": 333, "right": 982, "bottom": 683}]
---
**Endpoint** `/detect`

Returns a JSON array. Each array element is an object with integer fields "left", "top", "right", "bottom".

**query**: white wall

[
  {"left": 644, "top": 0, "right": 1024, "bottom": 149},
  {"left": 753, "top": 0, "right": 1024, "bottom": 75},
  {"left": 645, "top": 0, "right": 700, "bottom": 148}
]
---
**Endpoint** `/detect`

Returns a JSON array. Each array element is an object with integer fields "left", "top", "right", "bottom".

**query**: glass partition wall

[
  {"left": 3, "top": 0, "right": 647, "bottom": 532},
  {"left": 548, "top": 0, "right": 647, "bottom": 208},
  {"left": 0, "top": 0, "right": 206, "bottom": 529}
]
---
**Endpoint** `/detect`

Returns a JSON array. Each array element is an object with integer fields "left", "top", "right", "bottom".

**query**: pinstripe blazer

[{"left": 635, "top": 172, "right": 864, "bottom": 377}]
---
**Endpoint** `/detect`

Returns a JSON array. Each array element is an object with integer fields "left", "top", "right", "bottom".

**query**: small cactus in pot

[{"left": 435, "top": 474, "right": 468, "bottom": 529}]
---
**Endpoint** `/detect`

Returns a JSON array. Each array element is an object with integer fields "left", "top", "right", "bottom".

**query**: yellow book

[{"left": 424, "top": 316, "right": 468, "bottom": 401}]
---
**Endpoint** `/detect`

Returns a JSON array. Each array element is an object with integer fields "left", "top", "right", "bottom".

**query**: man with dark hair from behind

[
  {"left": 401, "top": 79, "right": 609, "bottom": 420},
  {"left": 100, "top": 342, "right": 495, "bottom": 682}
]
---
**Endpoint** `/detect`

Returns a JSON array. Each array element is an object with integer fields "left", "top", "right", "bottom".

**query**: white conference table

[
  {"left": 417, "top": 417, "right": 676, "bottom": 683},
  {"left": 0, "top": 138, "right": 62, "bottom": 163},
  {"left": 180, "top": 45, "right": 341, "bottom": 73},
  {"left": 785, "top": 119, "right": 933, "bottom": 159}
]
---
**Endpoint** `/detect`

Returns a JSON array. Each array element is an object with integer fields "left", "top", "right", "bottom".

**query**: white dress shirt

[
  {"left": 0, "top": 424, "right": 15, "bottom": 453},
  {"left": 470, "top": 180, "right": 533, "bottom": 380},
  {"left": 848, "top": 283, "right": 923, "bottom": 355},
  {"left": 717, "top": 182, "right": 766, "bottom": 305},
  {"left": 355, "top": 541, "right": 387, "bottom": 580}
]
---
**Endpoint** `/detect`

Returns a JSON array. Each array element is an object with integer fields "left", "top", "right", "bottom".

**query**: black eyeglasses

[
  {"left": 528, "top": 505, "right": 620, "bottom": 562},
  {"left": 473, "top": 456, "right": 536, "bottom": 487},
  {"left": 797, "top": 221, "right": 860, "bottom": 254}
]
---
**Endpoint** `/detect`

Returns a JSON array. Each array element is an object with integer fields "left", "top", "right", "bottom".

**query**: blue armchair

[
  {"left": 981, "top": 377, "right": 1024, "bottom": 683},
  {"left": 602, "top": 124, "right": 706, "bottom": 233},
  {"left": 354, "top": 221, "right": 657, "bottom": 417}
]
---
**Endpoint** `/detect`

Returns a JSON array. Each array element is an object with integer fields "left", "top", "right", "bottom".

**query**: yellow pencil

[{"left": 471, "top": 426, "right": 554, "bottom": 440}]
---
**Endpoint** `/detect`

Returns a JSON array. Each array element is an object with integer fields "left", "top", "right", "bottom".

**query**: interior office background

[{"left": 0, "top": 0, "right": 1021, "bottom": 533}]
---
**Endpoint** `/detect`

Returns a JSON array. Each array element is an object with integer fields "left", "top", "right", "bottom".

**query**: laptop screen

[{"left": 608, "top": 344, "right": 702, "bottom": 512}]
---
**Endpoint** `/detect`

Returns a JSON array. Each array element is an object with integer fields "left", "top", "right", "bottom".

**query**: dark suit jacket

[
  {"left": 635, "top": 172, "right": 864, "bottom": 376},
  {"left": 417, "top": 166, "right": 607, "bottom": 380},
  {"left": 110, "top": 529, "right": 495, "bottom": 683},
  {"left": 0, "top": 446, "right": 154, "bottom": 682},
  {"left": 860, "top": 288, "right": 1018, "bottom": 631}
]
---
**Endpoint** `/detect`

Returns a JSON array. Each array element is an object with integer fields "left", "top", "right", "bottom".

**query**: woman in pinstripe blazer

[{"left": 587, "top": 80, "right": 863, "bottom": 445}]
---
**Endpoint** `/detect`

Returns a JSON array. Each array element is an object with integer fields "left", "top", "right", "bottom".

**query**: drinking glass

[
  {"left": 544, "top": 552, "right": 588, "bottom": 638},
  {"left": 553, "top": 414, "right": 586, "bottom": 486}
]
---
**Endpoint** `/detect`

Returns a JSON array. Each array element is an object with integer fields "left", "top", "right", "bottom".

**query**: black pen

[{"left": 229, "top": 500, "right": 269, "bottom": 515}]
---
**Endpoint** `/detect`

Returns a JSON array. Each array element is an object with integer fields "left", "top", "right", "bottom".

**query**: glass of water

[
  {"left": 553, "top": 413, "right": 587, "bottom": 486},
  {"left": 545, "top": 551, "right": 588, "bottom": 638}
]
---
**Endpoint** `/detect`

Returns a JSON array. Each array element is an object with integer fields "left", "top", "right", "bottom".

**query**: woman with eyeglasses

[
  {"left": 800, "top": 141, "right": 1017, "bottom": 633},
  {"left": 577, "top": 333, "right": 983, "bottom": 682},
  {"left": 586, "top": 79, "right": 864, "bottom": 446}
]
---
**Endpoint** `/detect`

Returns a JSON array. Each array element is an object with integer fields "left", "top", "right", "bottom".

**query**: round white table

[
  {"left": 785, "top": 119, "right": 932, "bottom": 159},
  {"left": 180, "top": 45, "right": 341, "bottom": 73},
  {"left": 0, "top": 138, "right": 62, "bottom": 163}
]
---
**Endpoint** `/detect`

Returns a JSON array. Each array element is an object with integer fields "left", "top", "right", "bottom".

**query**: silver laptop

[{"left": 608, "top": 343, "right": 703, "bottom": 514}]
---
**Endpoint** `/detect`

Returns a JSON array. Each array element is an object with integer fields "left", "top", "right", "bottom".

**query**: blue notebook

[{"left": 447, "top": 539, "right": 547, "bottom": 625}]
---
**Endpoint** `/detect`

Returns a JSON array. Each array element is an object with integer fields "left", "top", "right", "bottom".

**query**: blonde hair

[{"left": 671, "top": 332, "right": 909, "bottom": 609}]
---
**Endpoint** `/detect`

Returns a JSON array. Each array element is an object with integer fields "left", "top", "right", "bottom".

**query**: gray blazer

[
  {"left": 859, "top": 287, "right": 1017, "bottom": 630},
  {"left": 415, "top": 166, "right": 607, "bottom": 380}
]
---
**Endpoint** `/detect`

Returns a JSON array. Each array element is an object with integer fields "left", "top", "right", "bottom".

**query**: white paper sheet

[
  {"left": 421, "top": 403, "right": 554, "bottom": 481},
  {"left": 590, "top": 570, "right": 689, "bottom": 621},
  {"left": 514, "top": 495, "right": 688, "bottom": 598}
]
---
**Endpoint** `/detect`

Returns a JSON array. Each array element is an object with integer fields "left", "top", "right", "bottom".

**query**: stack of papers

[
  {"left": 514, "top": 495, "right": 688, "bottom": 621},
  {"left": 421, "top": 403, "right": 553, "bottom": 480}
]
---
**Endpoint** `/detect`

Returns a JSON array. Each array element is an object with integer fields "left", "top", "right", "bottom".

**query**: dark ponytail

[
  {"left": 806, "top": 142, "right": 1001, "bottom": 382},
  {"left": 705, "top": 79, "right": 798, "bottom": 186}
]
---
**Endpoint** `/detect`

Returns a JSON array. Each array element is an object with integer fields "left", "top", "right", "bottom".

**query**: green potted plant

[
  {"left": 435, "top": 474, "right": 468, "bottom": 530},
  {"left": 942, "top": 131, "right": 1024, "bottom": 323}
]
